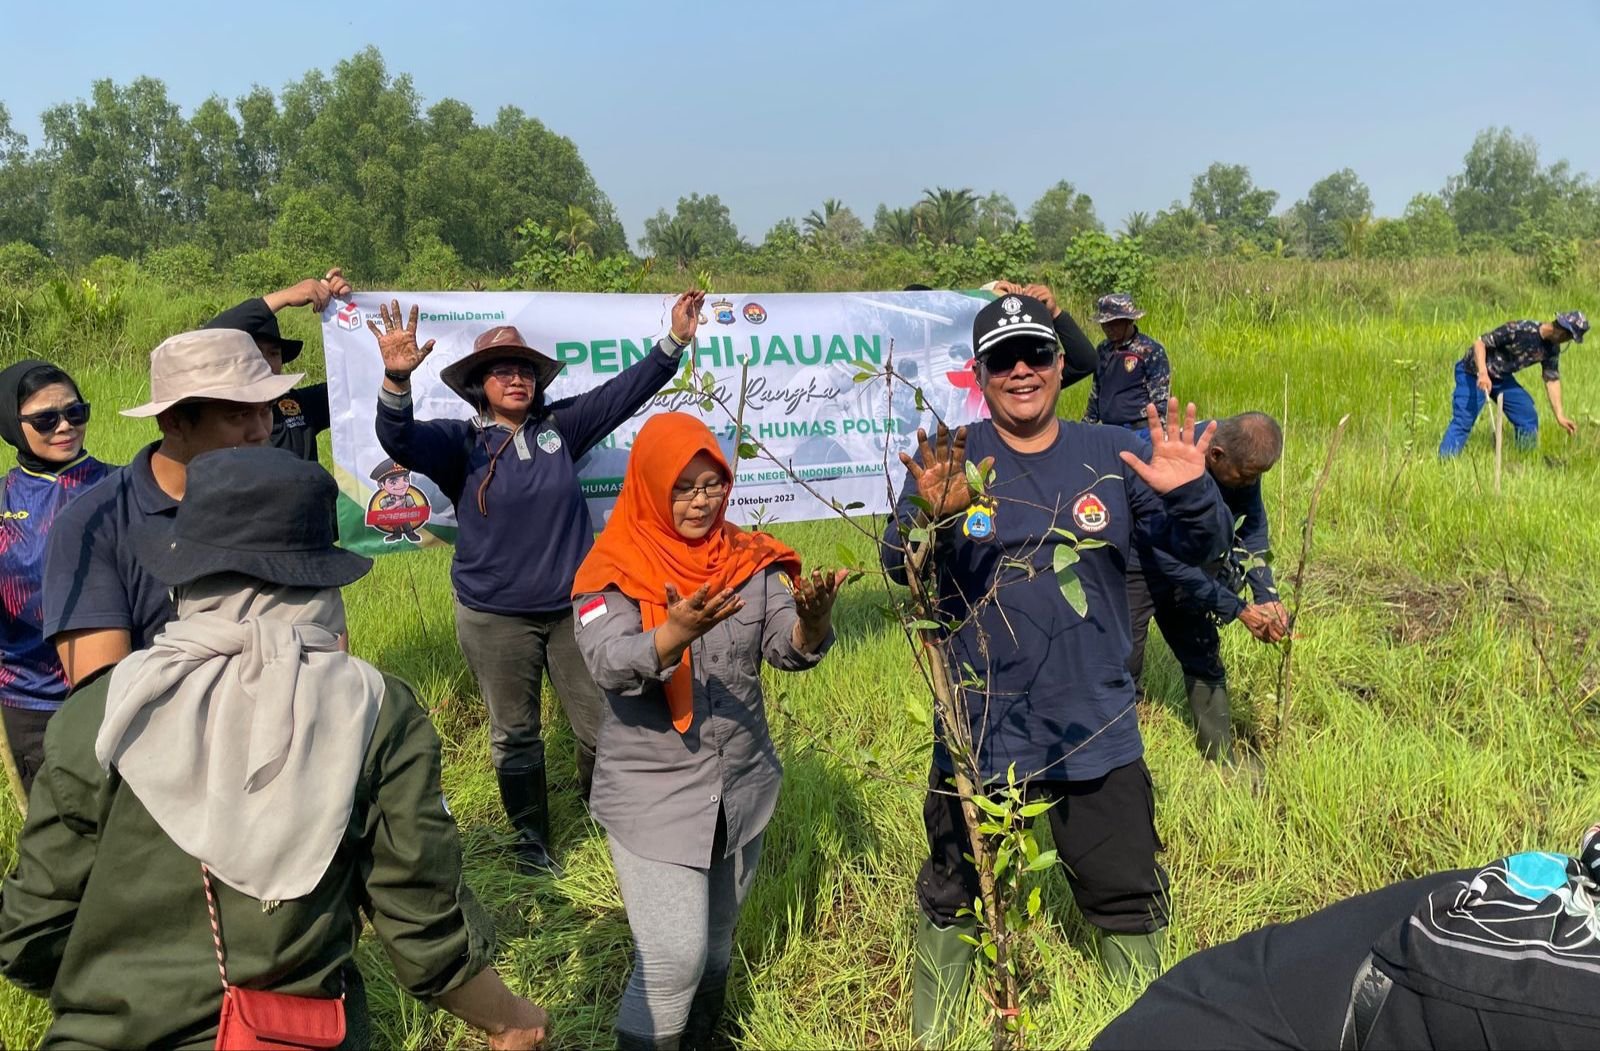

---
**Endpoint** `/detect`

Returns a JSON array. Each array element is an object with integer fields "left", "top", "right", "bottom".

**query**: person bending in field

[
  {"left": 883, "top": 292, "right": 1232, "bottom": 1048},
  {"left": 203, "top": 267, "right": 353, "bottom": 463},
  {"left": 1093, "top": 823, "right": 1600, "bottom": 1050},
  {"left": 1126, "top": 412, "right": 1285, "bottom": 774},
  {"left": 42, "top": 329, "right": 298, "bottom": 686},
  {"left": 571, "top": 412, "right": 843, "bottom": 1050},
  {"left": 1084, "top": 292, "right": 1171, "bottom": 430},
  {"left": 1438, "top": 310, "right": 1588, "bottom": 457}
]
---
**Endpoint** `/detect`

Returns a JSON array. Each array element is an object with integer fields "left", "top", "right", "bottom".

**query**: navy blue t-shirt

[
  {"left": 882, "top": 420, "right": 1230, "bottom": 781},
  {"left": 41, "top": 442, "right": 178, "bottom": 650},
  {"left": 376, "top": 343, "right": 682, "bottom": 616}
]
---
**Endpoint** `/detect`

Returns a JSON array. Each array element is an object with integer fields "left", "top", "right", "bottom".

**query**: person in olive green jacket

[{"left": 0, "top": 447, "right": 549, "bottom": 1050}]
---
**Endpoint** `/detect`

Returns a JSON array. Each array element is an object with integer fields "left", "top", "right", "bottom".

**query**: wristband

[
  {"left": 667, "top": 331, "right": 691, "bottom": 350},
  {"left": 383, "top": 369, "right": 412, "bottom": 385}
]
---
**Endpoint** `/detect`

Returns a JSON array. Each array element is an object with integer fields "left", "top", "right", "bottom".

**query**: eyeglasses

[
  {"left": 980, "top": 342, "right": 1058, "bottom": 375},
  {"left": 671, "top": 482, "right": 729, "bottom": 503},
  {"left": 485, "top": 363, "right": 538, "bottom": 382},
  {"left": 19, "top": 402, "right": 91, "bottom": 432}
]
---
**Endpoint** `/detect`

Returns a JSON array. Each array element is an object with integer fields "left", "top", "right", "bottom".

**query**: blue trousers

[{"left": 1438, "top": 360, "right": 1539, "bottom": 457}]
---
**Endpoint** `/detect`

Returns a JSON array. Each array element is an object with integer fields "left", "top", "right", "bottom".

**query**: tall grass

[{"left": 1, "top": 257, "right": 1596, "bottom": 1048}]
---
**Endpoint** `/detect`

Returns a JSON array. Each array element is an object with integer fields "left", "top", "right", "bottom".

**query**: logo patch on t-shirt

[
  {"left": 1072, "top": 494, "right": 1109, "bottom": 533},
  {"left": 536, "top": 429, "right": 563, "bottom": 454},
  {"left": 578, "top": 595, "right": 608, "bottom": 627},
  {"left": 1122, "top": 355, "right": 1139, "bottom": 372}
]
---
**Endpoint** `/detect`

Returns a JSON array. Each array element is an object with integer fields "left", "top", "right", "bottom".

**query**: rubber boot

[
  {"left": 576, "top": 740, "right": 597, "bottom": 806},
  {"left": 495, "top": 764, "right": 561, "bottom": 876},
  {"left": 1098, "top": 927, "right": 1167, "bottom": 984},
  {"left": 616, "top": 1029, "right": 680, "bottom": 1050},
  {"left": 1185, "top": 677, "right": 1235, "bottom": 764},
  {"left": 911, "top": 913, "right": 975, "bottom": 1049},
  {"left": 681, "top": 977, "right": 727, "bottom": 1051}
]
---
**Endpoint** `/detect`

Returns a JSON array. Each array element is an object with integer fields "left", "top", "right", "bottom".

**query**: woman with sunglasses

[
  {"left": 0, "top": 360, "right": 110, "bottom": 790},
  {"left": 570, "top": 412, "right": 844, "bottom": 1050},
  {"left": 372, "top": 292, "right": 704, "bottom": 876}
]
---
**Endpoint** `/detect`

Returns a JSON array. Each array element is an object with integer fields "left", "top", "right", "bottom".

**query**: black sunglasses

[
  {"left": 19, "top": 402, "right": 91, "bottom": 432},
  {"left": 977, "top": 342, "right": 1058, "bottom": 374}
]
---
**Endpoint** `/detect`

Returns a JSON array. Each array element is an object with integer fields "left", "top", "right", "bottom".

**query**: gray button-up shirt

[{"left": 574, "top": 566, "right": 832, "bottom": 868}]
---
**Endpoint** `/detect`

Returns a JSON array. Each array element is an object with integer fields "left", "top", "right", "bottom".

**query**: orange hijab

[{"left": 572, "top": 413, "right": 802, "bottom": 733}]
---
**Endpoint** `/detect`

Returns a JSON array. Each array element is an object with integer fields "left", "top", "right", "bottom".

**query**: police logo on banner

[{"left": 1072, "top": 494, "right": 1109, "bottom": 533}]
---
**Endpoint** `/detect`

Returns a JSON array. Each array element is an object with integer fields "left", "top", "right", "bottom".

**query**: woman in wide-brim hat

[
  {"left": 371, "top": 292, "right": 704, "bottom": 876},
  {"left": 0, "top": 446, "right": 549, "bottom": 1050},
  {"left": 0, "top": 359, "right": 112, "bottom": 793}
]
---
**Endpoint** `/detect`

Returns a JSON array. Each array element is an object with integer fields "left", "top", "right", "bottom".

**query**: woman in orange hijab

[{"left": 572, "top": 412, "right": 844, "bottom": 1051}]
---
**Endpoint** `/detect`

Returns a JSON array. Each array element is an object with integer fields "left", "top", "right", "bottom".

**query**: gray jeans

[
  {"left": 452, "top": 599, "right": 603, "bottom": 772},
  {"left": 608, "top": 824, "right": 765, "bottom": 1040}
]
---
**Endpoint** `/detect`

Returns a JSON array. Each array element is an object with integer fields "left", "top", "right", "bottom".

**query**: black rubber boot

[
  {"left": 616, "top": 1029, "right": 680, "bottom": 1050},
  {"left": 496, "top": 764, "right": 561, "bottom": 876},
  {"left": 681, "top": 977, "right": 727, "bottom": 1051}
]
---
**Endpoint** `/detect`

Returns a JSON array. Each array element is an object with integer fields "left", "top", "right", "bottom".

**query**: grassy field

[{"left": 2, "top": 256, "right": 1599, "bottom": 1049}]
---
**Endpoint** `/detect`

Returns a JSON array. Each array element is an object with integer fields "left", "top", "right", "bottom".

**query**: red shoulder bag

[{"left": 203, "top": 864, "right": 347, "bottom": 1050}]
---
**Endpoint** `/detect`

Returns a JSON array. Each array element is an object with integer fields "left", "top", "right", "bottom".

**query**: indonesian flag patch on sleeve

[{"left": 578, "top": 596, "right": 608, "bottom": 628}]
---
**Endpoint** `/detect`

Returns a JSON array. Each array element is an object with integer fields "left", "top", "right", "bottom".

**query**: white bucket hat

[{"left": 121, "top": 329, "right": 304, "bottom": 418}]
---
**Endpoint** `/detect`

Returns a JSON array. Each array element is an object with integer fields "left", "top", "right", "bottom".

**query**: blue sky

[{"left": 5, "top": 0, "right": 1597, "bottom": 246}]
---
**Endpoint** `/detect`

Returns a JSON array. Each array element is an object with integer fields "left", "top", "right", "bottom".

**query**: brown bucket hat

[{"left": 439, "top": 325, "right": 564, "bottom": 405}]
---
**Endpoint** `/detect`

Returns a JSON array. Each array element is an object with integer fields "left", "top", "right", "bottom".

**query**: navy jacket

[
  {"left": 375, "top": 343, "right": 681, "bottom": 615},
  {"left": 882, "top": 420, "right": 1230, "bottom": 781},
  {"left": 1134, "top": 476, "right": 1277, "bottom": 622}
]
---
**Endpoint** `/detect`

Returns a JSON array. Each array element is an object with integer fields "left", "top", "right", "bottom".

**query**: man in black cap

[
  {"left": 883, "top": 292, "right": 1232, "bottom": 1047},
  {"left": 203, "top": 268, "right": 353, "bottom": 462}
]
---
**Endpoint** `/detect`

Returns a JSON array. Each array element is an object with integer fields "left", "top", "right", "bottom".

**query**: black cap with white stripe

[{"left": 972, "top": 293, "right": 1057, "bottom": 361}]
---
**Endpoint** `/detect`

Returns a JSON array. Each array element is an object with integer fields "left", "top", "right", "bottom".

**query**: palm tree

[
  {"left": 877, "top": 207, "right": 919, "bottom": 248},
  {"left": 560, "top": 203, "right": 597, "bottom": 256},
  {"left": 1121, "top": 211, "right": 1151, "bottom": 239},
  {"left": 919, "top": 186, "right": 979, "bottom": 245},
  {"left": 1337, "top": 214, "right": 1372, "bottom": 259},
  {"left": 803, "top": 198, "right": 846, "bottom": 240},
  {"left": 655, "top": 217, "right": 702, "bottom": 271}
]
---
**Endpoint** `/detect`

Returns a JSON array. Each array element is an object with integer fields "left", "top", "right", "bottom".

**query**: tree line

[{"left": 1, "top": 47, "right": 1597, "bottom": 284}]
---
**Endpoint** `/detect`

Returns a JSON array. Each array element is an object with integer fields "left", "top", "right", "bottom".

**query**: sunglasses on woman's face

[
  {"left": 20, "top": 402, "right": 91, "bottom": 432},
  {"left": 978, "top": 342, "right": 1059, "bottom": 375}
]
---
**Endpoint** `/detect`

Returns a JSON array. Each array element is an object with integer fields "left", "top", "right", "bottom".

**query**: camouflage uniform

[
  {"left": 1439, "top": 311, "right": 1589, "bottom": 457},
  {"left": 1084, "top": 293, "right": 1172, "bottom": 428}
]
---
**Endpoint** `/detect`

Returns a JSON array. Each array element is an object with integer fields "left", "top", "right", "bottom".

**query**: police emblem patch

[
  {"left": 1122, "top": 355, "right": 1139, "bottom": 372},
  {"left": 1001, "top": 296, "right": 1022, "bottom": 316},
  {"left": 1072, "top": 494, "right": 1109, "bottom": 533},
  {"left": 536, "top": 429, "right": 563, "bottom": 454},
  {"left": 963, "top": 500, "right": 997, "bottom": 540},
  {"left": 278, "top": 398, "right": 302, "bottom": 416}
]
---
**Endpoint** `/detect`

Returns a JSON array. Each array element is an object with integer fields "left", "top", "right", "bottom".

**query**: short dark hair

[
  {"left": 17, "top": 364, "right": 80, "bottom": 407},
  {"left": 1213, "top": 412, "right": 1283, "bottom": 472}
]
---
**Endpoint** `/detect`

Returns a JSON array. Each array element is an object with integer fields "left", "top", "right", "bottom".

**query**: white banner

[{"left": 323, "top": 290, "right": 992, "bottom": 554}]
